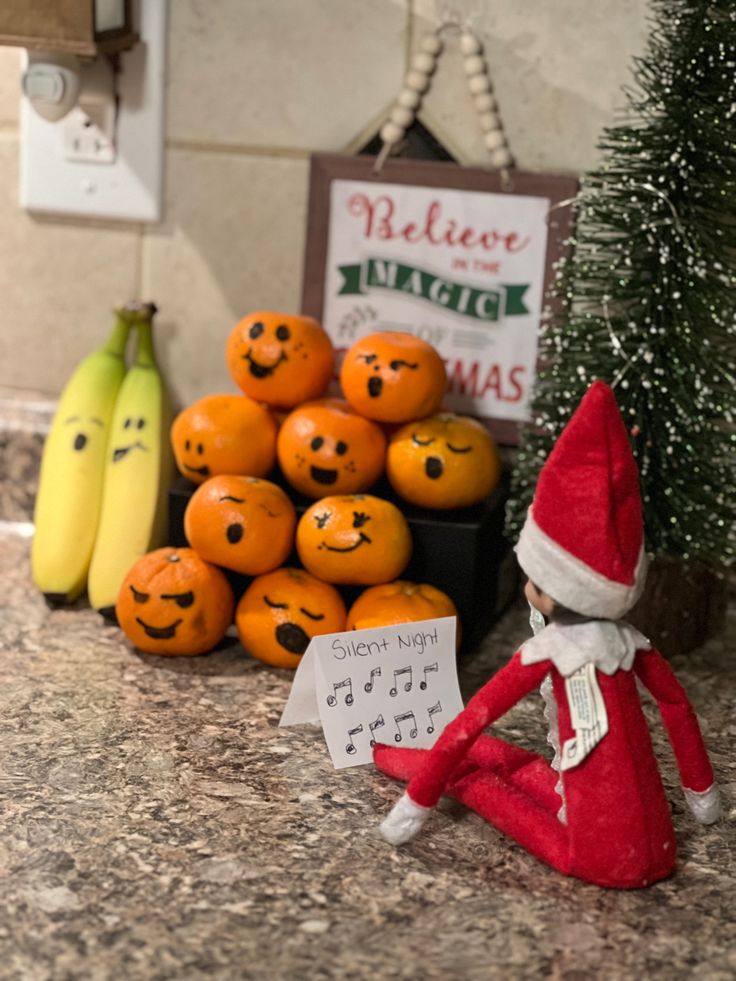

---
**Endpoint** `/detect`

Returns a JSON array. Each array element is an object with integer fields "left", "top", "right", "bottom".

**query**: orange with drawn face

[
  {"left": 386, "top": 413, "right": 501, "bottom": 509},
  {"left": 235, "top": 567, "right": 347, "bottom": 669},
  {"left": 170, "top": 394, "right": 277, "bottom": 484},
  {"left": 184, "top": 474, "right": 296, "bottom": 575},
  {"left": 116, "top": 547, "right": 234, "bottom": 656},
  {"left": 340, "top": 331, "right": 447, "bottom": 423},
  {"left": 226, "top": 311, "right": 334, "bottom": 409},
  {"left": 296, "top": 494, "right": 412, "bottom": 585},
  {"left": 277, "top": 398, "right": 386, "bottom": 498}
]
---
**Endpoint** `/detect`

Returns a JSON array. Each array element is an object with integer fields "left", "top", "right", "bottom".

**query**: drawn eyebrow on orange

[
  {"left": 259, "top": 504, "right": 279, "bottom": 517},
  {"left": 220, "top": 495, "right": 245, "bottom": 503},
  {"left": 264, "top": 595, "right": 287, "bottom": 608},
  {"left": 300, "top": 607, "right": 325, "bottom": 621},
  {"left": 446, "top": 443, "right": 472, "bottom": 454},
  {"left": 160, "top": 591, "right": 195, "bottom": 608}
]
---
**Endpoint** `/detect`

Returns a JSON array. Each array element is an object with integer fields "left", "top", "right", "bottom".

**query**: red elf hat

[{"left": 515, "top": 380, "right": 648, "bottom": 619}]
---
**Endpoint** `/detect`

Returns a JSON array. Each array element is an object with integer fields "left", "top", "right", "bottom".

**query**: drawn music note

[
  {"left": 389, "top": 665, "right": 413, "bottom": 696},
  {"left": 369, "top": 714, "right": 385, "bottom": 746},
  {"left": 345, "top": 724, "right": 364, "bottom": 755},
  {"left": 419, "top": 662, "right": 438, "bottom": 690},
  {"left": 364, "top": 666, "right": 382, "bottom": 693},
  {"left": 426, "top": 700, "right": 442, "bottom": 734},
  {"left": 327, "top": 677, "right": 354, "bottom": 707},
  {"left": 393, "top": 710, "right": 418, "bottom": 742}
]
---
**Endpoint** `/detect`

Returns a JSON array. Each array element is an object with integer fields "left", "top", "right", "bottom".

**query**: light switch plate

[{"left": 20, "top": 0, "right": 167, "bottom": 223}]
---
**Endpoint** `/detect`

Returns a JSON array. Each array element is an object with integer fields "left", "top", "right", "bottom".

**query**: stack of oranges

[{"left": 116, "top": 311, "right": 501, "bottom": 665}]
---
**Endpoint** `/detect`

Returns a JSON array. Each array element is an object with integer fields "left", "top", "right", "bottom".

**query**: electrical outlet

[
  {"left": 63, "top": 106, "right": 116, "bottom": 165},
  {"left": 20, "top": 0, "right": 167, "bottom": 222}
]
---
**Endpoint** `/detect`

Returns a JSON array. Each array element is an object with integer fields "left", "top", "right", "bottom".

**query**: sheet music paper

[{"left": 280, "top": 616, "right": 464, "bottom": 769}]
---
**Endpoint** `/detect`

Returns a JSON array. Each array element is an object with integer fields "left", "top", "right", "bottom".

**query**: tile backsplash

[{"left": 0, "top": 0, "right": 648, "bottom": 410}]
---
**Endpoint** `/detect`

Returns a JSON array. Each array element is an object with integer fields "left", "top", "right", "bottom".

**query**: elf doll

[{"left": 375, "top": 381, "right": 721, "bottom": 889}]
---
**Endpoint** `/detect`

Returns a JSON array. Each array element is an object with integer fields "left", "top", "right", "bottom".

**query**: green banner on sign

[{"left": 337, "top": 258, "right": 529, "bottom": 322}]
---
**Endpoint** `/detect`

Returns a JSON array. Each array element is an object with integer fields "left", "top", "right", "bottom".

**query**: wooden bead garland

[
  {"left": 376, "top": 24, "right": 513, "bottom": 173},
  {"left": 377, "top": 30, "right": 442, "bottom": 164},
  {"left": 459, "top": 31, "right": 482, "bottom": 56},
  {"left": 459, "top": 30, "right": 513, "bottom": 169}
]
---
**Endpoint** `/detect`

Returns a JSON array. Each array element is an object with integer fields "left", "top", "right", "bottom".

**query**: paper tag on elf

[
  {"left": 560, "top": 661, "right": 609, "bottom": 771},
  {"left": 279, "top": 616, "right": 463, "bottom": 769}
]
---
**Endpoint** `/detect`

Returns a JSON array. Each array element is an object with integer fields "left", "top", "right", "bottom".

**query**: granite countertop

[{"left": 0, "top": 393, "right": 734, "bottom": 980}]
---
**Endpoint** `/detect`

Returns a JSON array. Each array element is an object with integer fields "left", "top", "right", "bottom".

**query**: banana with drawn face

[
  {"left": 32, "top": 314, "right": 131, "bottom": 604},
  {"left": 87, "top": 304, "right": 174, "bottom": 617}
]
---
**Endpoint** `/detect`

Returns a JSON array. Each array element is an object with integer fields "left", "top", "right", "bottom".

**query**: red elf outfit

[{"left": 375, "top": 381, "right": 721, "bottom": 889}]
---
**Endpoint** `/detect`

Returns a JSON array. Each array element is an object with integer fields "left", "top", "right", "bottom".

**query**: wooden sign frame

[{"left": 300, "top": 152, "right": 578, "bottom": 445}]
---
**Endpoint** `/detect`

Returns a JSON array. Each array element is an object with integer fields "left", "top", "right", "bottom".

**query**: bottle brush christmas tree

[{"left": 507, "top": 0, "right": 736, "bottom": 587}]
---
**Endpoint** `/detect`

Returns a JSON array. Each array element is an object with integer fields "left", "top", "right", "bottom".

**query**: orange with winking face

[{"left": 296, "top": 494, "right": 412, "bottom": 585}]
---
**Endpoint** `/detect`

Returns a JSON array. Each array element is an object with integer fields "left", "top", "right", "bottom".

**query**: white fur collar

[{"left": 520, "top": 620, "right": 651, "bottom": 677}]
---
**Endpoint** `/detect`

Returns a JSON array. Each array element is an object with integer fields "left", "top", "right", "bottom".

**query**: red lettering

[
  {"left": 402, "top": 221, "right": 421, "bottom": 243},
  {"left": 445, "top": 359, "right": 527, "bottom": 402},
  {"left": 347, "top": 193, "right": 395, "bottom": 240},
  {"left": 478, "top": 231, "right": 500, "bottom": 251},
  {"left": 508, "top": 366, "right": 525, "bottom": 402},
  {"left": 423, "top": 201, "right": 442, "bottom": 245},
  {"left": 480, "top": 364, "right": 502, "bottom": 399},
  {"left": 345, "top": 193, "right": 530, "bottom": 256},
  {"left": 446, "top": 359, "right": 480, "bottom": 397},
  {"left": 505, "top": 232, "right": 531, "bottom": 254},
  {"left": 442, "top": 219, "right": 459, "bottom": 247},
  {"left": 479, "top": 363, "right": 526, "bottom": 401}
]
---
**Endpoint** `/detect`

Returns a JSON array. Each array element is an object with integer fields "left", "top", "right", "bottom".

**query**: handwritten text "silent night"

[{"left": 332, "top": 626, "right": 440, "bottom": 661}]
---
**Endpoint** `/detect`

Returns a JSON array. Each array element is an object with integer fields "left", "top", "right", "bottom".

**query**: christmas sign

[
  {"left": 279, "top": 616, "right": 463, "bottom": 769},
  {"left": 302, "top": 154, "right": 578, "bottom": 443}
]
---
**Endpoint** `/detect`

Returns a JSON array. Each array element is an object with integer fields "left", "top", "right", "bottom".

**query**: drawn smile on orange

[
  {"left": 243, "top": 348, "right": 287, "bottom": 378},
  {"left": 135, "top": 617, "right": 183, "bottom": 640},
  {"left": 319, "top": 532, "right": 372, "bottom": 553},
  {"left": 184, "top": 462, "right": 210, "bottom": 476}
]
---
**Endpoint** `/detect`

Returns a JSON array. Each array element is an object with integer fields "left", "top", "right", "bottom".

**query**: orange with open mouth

[
  {"left": 184, "top": 474, "right": 296, "bottom": 576},
  {"left": 277, "top": 397, "right": 386, "bottom": 498},
  {"left": 235, "top": 566, "right": 346, "bottom": 669},
  {"left": 340, "top": 331, "right": 447, "bottom": 423},
  {"left": 296, "top": 494, "right": 412, "bottom": 585},
  {"left": 386, "top": 412, "right": 501, "bottom": 509},
  {"left": 226, "top": 311, "right": 334, "bottom": 409}
]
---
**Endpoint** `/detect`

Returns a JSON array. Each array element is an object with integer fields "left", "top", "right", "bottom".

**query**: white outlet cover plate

[{"left": 20, "top": 0, "right": 167, "bottom": 223}]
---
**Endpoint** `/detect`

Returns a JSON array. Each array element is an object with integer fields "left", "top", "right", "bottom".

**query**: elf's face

[{"left": 524, "top": 579, "right": 555, "bottom": 617}]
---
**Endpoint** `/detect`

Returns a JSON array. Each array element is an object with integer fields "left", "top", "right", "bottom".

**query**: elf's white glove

[
  {"left": 380, "top": 792, "right": 430, "bottom": 845},
  {"left": 684, "top": 784, "right": 722, "bottom": 825}
]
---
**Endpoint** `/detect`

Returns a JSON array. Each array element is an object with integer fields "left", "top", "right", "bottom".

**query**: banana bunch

[
  {"left": 87, "top": 303, "right": 174, "bottom": 618},
  {"left": 32, "top": 313, "right": 131, "bottom": 603},
  {"left": 32, "top": 302, "right": 173, "bottom": 613}
]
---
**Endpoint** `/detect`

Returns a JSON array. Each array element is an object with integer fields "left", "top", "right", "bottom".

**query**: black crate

[{"left": 167, "top": 470, "right": 517, "bottom": 653}]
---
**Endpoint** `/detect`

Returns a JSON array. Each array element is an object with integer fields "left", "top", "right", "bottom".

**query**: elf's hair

[{"left": 529, "top": 581, "right": 601, "bottom": 625}]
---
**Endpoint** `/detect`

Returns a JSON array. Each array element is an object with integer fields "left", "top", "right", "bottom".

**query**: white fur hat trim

[{"left": 515, "top": 510, "right": 648, "bottom": 620}]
